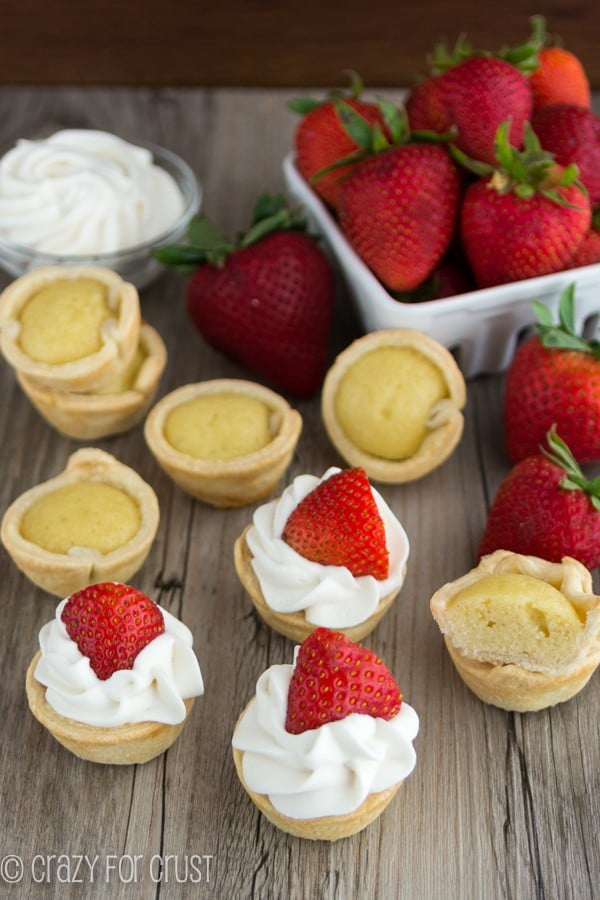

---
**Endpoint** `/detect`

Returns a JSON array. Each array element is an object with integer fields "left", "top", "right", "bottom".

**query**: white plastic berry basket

[{"left": 282, "top": 153, "right": 600, "bottom": 379}]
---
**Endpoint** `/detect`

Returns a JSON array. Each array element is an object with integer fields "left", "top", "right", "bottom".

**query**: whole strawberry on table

[
  {"left": 479, "top": 429, "right": 600, "bottom": 570},
  {"left": 503, "top": 283, "right": 600, "bottom": 464},
  {"left": 154, "top": 194, "right": 335, "bottom": 397}
]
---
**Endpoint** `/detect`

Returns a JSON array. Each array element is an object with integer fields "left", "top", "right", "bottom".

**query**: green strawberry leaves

[
  {"left": 451, "top": 120, "right": 586, "bottom": 207},
  {"left": 542, "top": 428, "right": 600, "bottom": 511},
  {"left": 154, "top": 193, "right": 306, "bottom": 271},
  {"left": 288, "top": 70, "right": 364, "bottom": 115},
  {"left": 533, "top": 283, "right": 600, "bottom": 358},
  {"left": 422, "top": 14, "right": 544, "bottom": 77}
]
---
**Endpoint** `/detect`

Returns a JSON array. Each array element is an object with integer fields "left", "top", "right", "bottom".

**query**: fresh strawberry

[
  {"left": 568, "top": 217, "right": 600, "bottom": 269},
  {"left": 285, "top": 627, "right": 402, "bottom": 734},
  {"left": 530, "top": 46, "right": 590, "bottom": 110},
  {"left": 428, "top": 257, "right": 475, "bottom": 299},
  {"left": 406, "top": 51, "right": 533, "bottom": 166},
  {"left": 289, "top": 74, "right": 392, "bottom": 209},
  {"left": 479, "top": 430, "right": 600, "bottom": 568},
  {"left": 334, "top": 106, "right": 461, "bottom": 292},
  {"left": 503, "top": 284, "right": 600, "bottom": 464},
  {"left": 282, "top": 467, "right": 389, "bottom": 579},
  {"left": 404, "top": 76, "right": 448, "bottom": 135},
  {"left": 531, "top": 104, "right": 600, "bottom": 206},
  {"left": 61, "top": 582, "right": 165, "bottom": 681},
  {"left": 458, "top": 122, "right": 591, "bottom": 288},
  {"left": 155, "top": 194, "right": 335, "bottom": 397}
]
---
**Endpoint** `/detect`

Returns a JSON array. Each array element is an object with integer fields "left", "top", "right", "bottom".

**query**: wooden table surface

[{"left": 0, "top": 87, "right": 598, "bottom": 900}]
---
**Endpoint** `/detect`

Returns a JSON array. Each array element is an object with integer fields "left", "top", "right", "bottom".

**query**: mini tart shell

[
  {"left": 0, "top": 265, "right": 141, "bottom": 392},
  {"left": 26, "top": 652, "right": 194, "bottom": 764},
  {"left": 1, "top": 447, "right": 160, "bottom": 597},
  {"left": 321, "top": 328, "right": 467, "bottom": 483},
  {"left": 16, "top": 322, "right": 167, "bottom": 440},
  {"left": 443, "top": 637, "right": 600, "bottom": 712},
  {"left": 232, "top": 708, "right": 403, "bottom": 841},
  {"left": 430, "top": 550, "right": 600, "bottom": 712},
  {"left": 144, "top": 379, "right": 303, "bottom": 508},
  {"left": 233, "top": 524, "right": 403, "bottom": 643}
]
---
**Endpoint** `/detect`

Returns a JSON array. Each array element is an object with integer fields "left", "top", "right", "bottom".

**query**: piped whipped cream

[
  {"left": 0, "top": 129, "right": 186, "bottom": 255},
  {"left": 246, "top": 467, "right": 410, "bottom": 627},
  {"left": 232, "top": 659, "right": 419, "bottom": 818},
  {"left": 34, "top": 598, "right": 204, "bottom": 727}
]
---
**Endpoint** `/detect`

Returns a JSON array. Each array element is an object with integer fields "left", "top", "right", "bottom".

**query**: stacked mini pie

[{"left": 0, "top": 265, "right": 166, "bottom": 439}]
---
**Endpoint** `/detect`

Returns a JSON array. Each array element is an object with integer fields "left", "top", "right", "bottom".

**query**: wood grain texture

[
  {"left": 0, "top": 86, "right": 598, "bottom": 900},
  {"left": 1, "top": 1, "right": 600, "bottom": 88}
]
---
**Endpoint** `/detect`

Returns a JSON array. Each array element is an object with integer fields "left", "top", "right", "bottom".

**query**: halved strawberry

[
  {"left": 281, "top": 467, "right": 390, "bottom": 579},
  {"left": 61, "top": 582, "right": 165, "bottom": 681},
  {"left": 285, "top": 627, "right": 402, "bottom": 734}
]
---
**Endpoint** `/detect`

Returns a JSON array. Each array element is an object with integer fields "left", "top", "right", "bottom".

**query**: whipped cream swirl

[
  {"left": 232, "top": 660, "right": 419, "bottom": 818},
  {"left": 0, "top": 129, "right": 186, "bottom": 255},
  {"left": 246, "top": 467, "right": 410, "bottom": 627},
  {"left": 35, "top": 598, "right": 204, "bottom": 727}
]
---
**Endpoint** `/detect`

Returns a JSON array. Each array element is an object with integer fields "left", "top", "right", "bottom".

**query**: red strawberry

[
  {"left": 531, "top": 104, "right": 600, "bottom": 206},
  {"left": 478, "top": 429, "right": 600, "bottom": 568},
  {"left": 338, "top": 138, "right": 461, "bottom": 292},
  {"left": 61, "top": 582, "right": 165, "bottom": 681},
  {"left": 285, "top": 627, "right": 402, "bottom": 734},
  {"left": 406, "top": 56, "right": 532, "bottom": 165},
  {"left": 155, "top": 194, "right": 334, "bottom": 397},
  {"left": 405, "top": 76, "right": 448, "bottom": 135},
  {"left": 568, "top": 222, "right": 600, "bottom": 269},
  {"left": 459, "top": 123, "right": 590, "bottom": 288},
  {"left": 530, "top": 46, "right": 591, "bottom": 111},
  {"left": 282, "top": 467, "right": 389, "bottom": 579},
  {"left": 503, "top": 284, "right": 600, "bottom": 464},
  {"left": 290, "top": 76, "right": 391, "bottom": 209}
]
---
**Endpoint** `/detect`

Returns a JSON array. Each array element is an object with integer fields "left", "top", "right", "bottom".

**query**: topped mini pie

[
  {"left": 321, "top": 329, "right": 467, "bottom": 483},
  {"left": 0, "top": 265, "right": 140, "bottom": 392},
  {"left": 1, "top": 448, "right": 159, "bottom": 597},
  {"left": 144, "top": 379, "right": 302, "bottom": 508},
  {"left": 430, "top": 549, "right": 600, "bottom": 711},
  {"left": 16, "top": 321, "right": 167, "bottom": 440}
]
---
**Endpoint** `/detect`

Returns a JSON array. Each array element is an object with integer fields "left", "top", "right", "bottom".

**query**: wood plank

[{"left": 0, "top": 2, "right": 599, "bottom": 89}]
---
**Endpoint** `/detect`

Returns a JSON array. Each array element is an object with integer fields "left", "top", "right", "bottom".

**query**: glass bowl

[{"left": 0, "top": 141, "right": 201, "bottom": 291}]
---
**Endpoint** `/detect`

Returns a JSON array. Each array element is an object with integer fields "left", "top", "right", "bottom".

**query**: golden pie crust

[
  {"left": 321, "top": 329, "right": 466, "bottom": 483},
  {"left": 430, "top": 550, "right": 600, "bottom": 711},
  {"left": 234, "top": 524, "right": 403, "bottom": 643},
  {"left": 1, "top": 448, "right": 160, "bottom": 597},
  {"left": 16, "top": 322, "right": 167, "bottom": 440},
  {"left": 232, "top": 708, "right": 403, "bottom": 841},
  {"left": 26, "top": 652, "right": 194, "bottom": 764},
  {"left": 0, "top": 265, "right": 141, "bottom": 392},
  {"left": 144, "top": 379, "right": 302, "bottom": 508}
]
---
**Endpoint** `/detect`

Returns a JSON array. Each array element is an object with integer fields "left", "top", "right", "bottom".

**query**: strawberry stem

[
  {"left": 542, "top": 428, "right": 600, "bottom": 510},
  {"left": 154, "top": 193, "right": 306, "bottom": 270},
  {"left": 288, "top": 70, "right": 364, "bottom": 115},
  {"left": 533, "top": 284, "right": 600, "bottom": 358}
]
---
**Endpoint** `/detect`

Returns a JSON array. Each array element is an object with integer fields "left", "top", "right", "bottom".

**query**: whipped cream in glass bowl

[{"left": 0, "top": 129, "right": 201, "bottom": 289}]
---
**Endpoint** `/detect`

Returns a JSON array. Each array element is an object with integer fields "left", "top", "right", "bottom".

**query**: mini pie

[
  {"left": 321, "top": 329, "right": 467, "bottom": 483},
  {"left": 16, "top": 322, "right": 167, "bottom": 440},
  {"left": 144, "top": 379, "right": 302, "bottom": 508},
  {"left": 1, "top": 448, "right": 160, "bottom": 597},
  {"left": 234, "top": 523, "right": 404, "bottom": 643},
  {"left": 26, "top": 653, "right": 194, "bottom": 765},
  {"left": 430, "top": 549, "right": 600, "bottom": 711},
  {"left": 232, "top": 718, "right": 403, "bottom": 841},
  {"left": 0, "top": 265, "right": 141, "bottom": 392}
]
